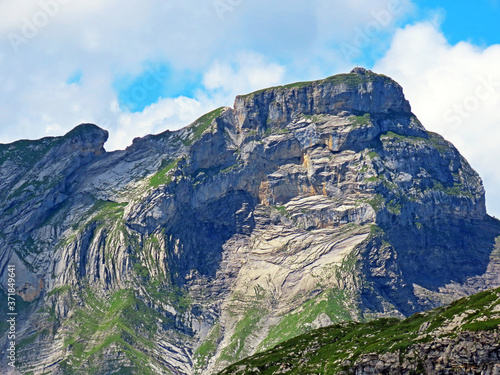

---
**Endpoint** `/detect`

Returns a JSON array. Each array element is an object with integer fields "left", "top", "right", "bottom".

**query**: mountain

[
  {"left": 0, "top": 67, "right": 499, "bottom": 374},
  {"left": 219, "top": 286, "right": 500, "bottom": 374}
]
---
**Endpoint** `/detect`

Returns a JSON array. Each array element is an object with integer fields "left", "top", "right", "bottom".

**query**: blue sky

[
  {"left": 414, "top": 0, "right": 500, "bottom": 46},
  {"left": 113, "top": 63, "right": 202, "bottom": 112},
  {"left": 0, "top": 0, "right": 499, "bottom": 217}
]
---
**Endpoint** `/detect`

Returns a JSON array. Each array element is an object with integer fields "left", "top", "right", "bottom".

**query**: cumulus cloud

[
  {"left": 374, "top": 21, "right": 500, "bottom": 217},
  {"left": 203, "top": 52, "right": 286, "bottom": 96},
  {"left": 105, "top": 97, "right": 214, "bottom": 151}
]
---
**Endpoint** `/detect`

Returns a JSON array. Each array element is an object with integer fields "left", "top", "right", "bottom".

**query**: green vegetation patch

[
  {"left": 273, "top": 205, "right": 290, "bottom": 218},
  {"left": 427, "top": 131, "right": 452, "bottom": 154},
  {"left": 324, "top": 71, "right": 392, "bottom": 87},
  {"left": 364, "top": 175, "right": 381, "bottom": 183},
  {"left": 239, "top": 71, "right": 391, "bottom": 98},
  {"left": 380, "top": 131, "right": 428, "bottom": 146},
  {"left": 219, "top": 308, "right": 268, "bottom": 363},
  {"left": 302, "top": 114, "right": 323, "bottom": 123},
  {"left": 366, "top": 151, "right": 380, "bottom": 159},
  {"left": 60, "top": 288, "right": 173, "bottom": 374},
  {"left": 349, "top": 113, "right": 372, "bottom": 128},
  {"left": 387, "top": 199, "right": 402, "bottom": 215},
  {"left": 90, "top": 200, "right": 128, "bottom": 221},
  {"left": 71, "top": 200, "right": 128, "bottom": 232},
  {"left": 462, "top": 318, "right": 500, "bottom": 331},
  {"left": 149, "top": 158, "right": 181, "bottom": 188},
  {"left": 184, "top": 107, "right": 225, "bottom": 146},
  {"left": 431, "top": 181, "right": 473, "bottom": 198},
  {"left": 195, "top": 323, "right": 221, "bottom": 369},
  {"left": 262, "top": 126, "right": 290, "bottom": 137},
  {"left": 220, "top": 163, "right": 240, "bottom": 174},
  {"left": 47, "top": 285, "right": 71, "bottom": 297},
  {"left": 220, "top": 318, "right": 405, "bottom": 375},
  {"left": 258, "top": 289, "right": 352, "bottom": 352},
  {"left": 0, "top": 136, "right": 63, "bottom": 167},
  {"left": 367, "top": 194, "right": 384, "bottom": 212}
]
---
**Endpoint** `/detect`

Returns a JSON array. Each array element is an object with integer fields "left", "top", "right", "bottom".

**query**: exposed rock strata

[{"left": 0, "top": 68, "right": 499, "bottom": 374}]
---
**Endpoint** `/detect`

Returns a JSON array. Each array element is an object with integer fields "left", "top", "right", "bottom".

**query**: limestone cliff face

[{"left": 0, "top": 68, "right": 499, "bottom": 375}]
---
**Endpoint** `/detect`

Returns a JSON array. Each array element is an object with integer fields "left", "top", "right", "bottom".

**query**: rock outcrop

[
  {"left": 352, "top": 332, "right": 500, "bottom": 375},
  {"left": 0, "top": 68, "right": 499, "bottom": 374}
]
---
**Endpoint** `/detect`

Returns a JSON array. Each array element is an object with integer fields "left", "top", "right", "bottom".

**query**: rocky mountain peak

[
  {"left": 63, "top": 123, "right": 108, "bottom": 154},
  {"left": 350, "top": 66, "right": 373, "bottom": 75},
  {"left": 233, "top": 69, "right": 411, "bottom": 131}
]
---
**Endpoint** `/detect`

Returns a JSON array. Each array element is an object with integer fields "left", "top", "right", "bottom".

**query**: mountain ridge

[{"left": 0, "top": 68, "right": 499, "bottom": 374}]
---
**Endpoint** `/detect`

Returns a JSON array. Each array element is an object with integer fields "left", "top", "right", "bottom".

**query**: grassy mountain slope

[{"left": 219, "top": 287, "right": 500, "bottom": 374}]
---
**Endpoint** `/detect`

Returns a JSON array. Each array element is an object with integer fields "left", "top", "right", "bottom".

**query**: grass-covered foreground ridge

[{"left": 219, "top": 287, "right": 500, "bottom": 374}]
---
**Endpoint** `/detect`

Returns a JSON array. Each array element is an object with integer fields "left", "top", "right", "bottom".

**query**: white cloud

[
  {"left": 203, "top": 52, "right": 286, "bottom": 96},
  {"left": 374, "top": 22, "right": 500, "bottom": 217},
  {"left": 101, "top": 53, "right": 288, "bottom": 150},
  {"left": 105, "top": 96, "right": 213, "bottom": 151},
  {"left": 0, "top": 0, "right": 40, "bottom": 34}
]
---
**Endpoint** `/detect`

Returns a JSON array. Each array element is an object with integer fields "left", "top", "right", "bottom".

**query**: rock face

[
  {"left": 0, "top": 68, "right": 499, "bottom": 374},
  {"left": 353, "top": 332, "right": 500, "bottom": 375}
]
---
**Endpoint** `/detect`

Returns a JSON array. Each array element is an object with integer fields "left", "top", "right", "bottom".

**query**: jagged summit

[
  {"left": 64, "top": 122, "right": 107, "bottom": 136},
  {"left": 1, "top": 70, "right": 499, "bottom": 375},
  {"left": 64, "top": 122, "right": 108, "bottom": 144}
]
